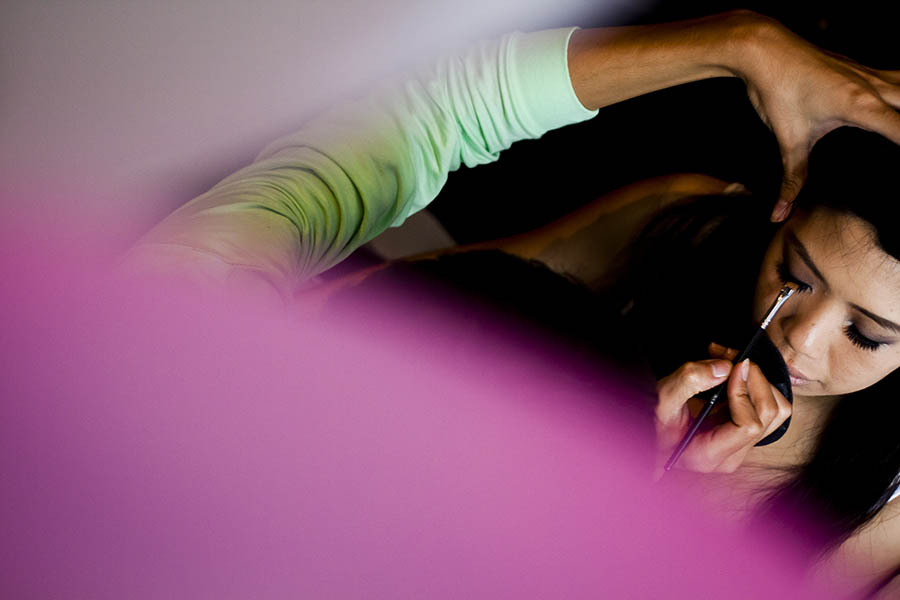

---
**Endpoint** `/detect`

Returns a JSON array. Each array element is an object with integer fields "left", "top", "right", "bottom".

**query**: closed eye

[
  {"left": 844, "top": 323, "right": 883, "bottom": 351},
  {"left": 776, "top": 260, "right": 812, "bottom": 293},
  {"left": 781, "top": 229, "right": 899, "bottom": 351}
]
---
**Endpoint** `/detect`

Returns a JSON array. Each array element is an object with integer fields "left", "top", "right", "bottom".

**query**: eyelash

[
  {"left": 845, "top": 323, "right": 882, "bottom": 351},
  {"left": 775, "top": 260, "right": 883, "bottom": 352},
  {"left": 775, "top": 260, "right": 812, "bottom": 293}
]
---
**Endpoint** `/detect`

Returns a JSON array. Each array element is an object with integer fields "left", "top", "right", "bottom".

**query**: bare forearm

[
  {"left": 570, "top": 9, "right": 900, "bottom": 216},
  {"left": 567, "top": 10, "right": 768, "bottom": 111}
]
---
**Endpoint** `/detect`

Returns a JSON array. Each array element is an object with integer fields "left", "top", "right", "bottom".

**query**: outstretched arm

[{"left": 125, "top": 10, "right": 900, "bottom": 296}]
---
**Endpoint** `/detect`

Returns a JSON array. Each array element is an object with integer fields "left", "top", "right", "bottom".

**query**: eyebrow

[
  {"left": 785, "top": 231, "right": 828, "bottom": 285},
  {"left": 785, "top": 230, "right": 900, "bottom": 335},
  {"left": 853, "top": 305, "right": 900, "bottom": 335}
]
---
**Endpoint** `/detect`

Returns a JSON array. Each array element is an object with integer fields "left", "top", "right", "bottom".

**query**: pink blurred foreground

[{"left": 0, "top": 228, "right": 830, "bottom": 599}]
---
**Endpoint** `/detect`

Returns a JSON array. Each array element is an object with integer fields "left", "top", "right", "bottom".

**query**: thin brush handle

[
  {"left": 662, "top": 329, "right": 763, "bottom": 471},
  {"left": 661, "top": 283, "right": 795, "bottom": 473}
]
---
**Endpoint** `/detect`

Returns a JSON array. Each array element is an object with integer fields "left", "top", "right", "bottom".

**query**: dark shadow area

[{"left": 427, "top": 1, "right": 899, "bottom": 244}]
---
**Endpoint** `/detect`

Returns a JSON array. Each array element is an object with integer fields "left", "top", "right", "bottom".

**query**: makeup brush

[{"left": 663, "top": 282, "right": 799, "bottom": 472}]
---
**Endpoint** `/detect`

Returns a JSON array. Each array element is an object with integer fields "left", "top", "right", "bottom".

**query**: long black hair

[{"left": 620, "top": 127, "right": 900, "bottom": 549}]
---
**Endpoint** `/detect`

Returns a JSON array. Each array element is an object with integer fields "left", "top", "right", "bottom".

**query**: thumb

[
  {"left": 771, "top": 148, "right": 809, "bottom": 222},
  {"left": 725, "top": 358, "right": 762, "bottom": 432}
]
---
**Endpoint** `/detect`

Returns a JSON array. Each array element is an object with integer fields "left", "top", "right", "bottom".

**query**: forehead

[{"left": 790, "top": 209, "right": 900, "bottom": 317}]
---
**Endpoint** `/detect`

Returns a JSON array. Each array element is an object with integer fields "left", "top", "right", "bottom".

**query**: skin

[
  {"left": 657, "top": 210, "right": 900, "bottom": 595},
  {"left": 306, "top": 188, "right": 900, "bottom": 594},
  {"left": 315, "top": 190, "right": 900, "bottom": 593},
  {"left": 125, "top": 6, "right": 900, "bottom": 592},
  {"left": 134, "top": 10, "right": 900, "bottom": 292},
  {"left": 658, "top": 209, "right": 900, "bottom": 470},
  {"left": 753, "top": 209, "right": 900, "bottom": 396},
  {"left": 289, "top": 11, "right": 900, "bottom": 584},
  {"left": 567, "top": 10, "right": 900, "bottom": 220}
]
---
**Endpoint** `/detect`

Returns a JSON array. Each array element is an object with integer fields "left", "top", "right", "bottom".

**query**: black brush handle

[{"left": 663, "top": 328, "right": 764, "bottom": 471}]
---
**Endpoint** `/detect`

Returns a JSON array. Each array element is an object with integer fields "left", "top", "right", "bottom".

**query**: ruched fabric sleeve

[{"left": 122, "top": 28, "right": 597, "bottom": 298}]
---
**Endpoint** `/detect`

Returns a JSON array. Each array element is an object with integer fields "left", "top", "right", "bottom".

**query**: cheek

[
  {"left": 823, "top": 350, "right": 867, "bottom": 394},
  {"left": 862, "top": 352, "right": 900, "bottom": 387},
  {"left": 762, "top": 311, "right": 883, "bottom": 396},
  {"left": 823, "top": 349, "right": 900, "bottom": 395}
]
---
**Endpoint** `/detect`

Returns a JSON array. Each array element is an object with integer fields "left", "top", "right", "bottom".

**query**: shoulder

[
  {"left": 492, "top": 174, "right": 743, "bottom": 285},
  {"left": 819, "top": 498, "right": 900, "bottom": 597}
]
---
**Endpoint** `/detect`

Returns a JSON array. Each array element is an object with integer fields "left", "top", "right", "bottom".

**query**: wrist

[
  {"left": 711, "top": 10, "right": 790, "bottom": 80},
  {"left": 568, "top": 10, "right": 774, "bottom": 111}
]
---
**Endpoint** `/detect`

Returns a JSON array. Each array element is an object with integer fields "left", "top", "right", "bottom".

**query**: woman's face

[{"left": 753, "top": 208, "right": 900, "bottom": 397}]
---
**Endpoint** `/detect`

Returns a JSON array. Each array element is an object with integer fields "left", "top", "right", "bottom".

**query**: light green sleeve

[{"left": 125, "top": 27, "right": 597, "bottom": 296}]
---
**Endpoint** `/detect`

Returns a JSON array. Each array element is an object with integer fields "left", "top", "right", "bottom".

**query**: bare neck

[{"left": 744, "top": 393, "right": 841, "bottom": 471}]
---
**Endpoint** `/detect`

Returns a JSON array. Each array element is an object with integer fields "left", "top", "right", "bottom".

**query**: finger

[
  {"left": 873, "top": 81, "right": 900, "bottom": 108},
  {"left": 708, "top": 342, "right": 739, "bottom": 361},
  {"left": 873, "top": 69, "right": 900, "bottom": 85},
  {"left": 724, "top": 359, "right": 766, "bottom": 438},
  {"left": 656, "top": 360, "right": 732, "bottom": 424},
  {"left": 850, "top": 100, "right": 900, "bottom": 147},
  {"left": 762, "top": 383, "right": 792, "bottom": 438},
  {"left": 857, "top": 66, "right": 900, "bottom": 106},
  {"left": 688, "top": 420, "right": 760, "bottom": 473},
  {"left": 686, "top": 365, "right": 788, "bottom": 473},
  {"left": 718, "top": 446, "right": 754, "bottom": 474},
  {"left": 772, "top": 147, "right": 809, "bottom": 222},
  {"left": 683, "top": 360, "right": 764, "bottom": 470},
  {"left": 743, "top": 362, "right": 784, "bottom": 435}
]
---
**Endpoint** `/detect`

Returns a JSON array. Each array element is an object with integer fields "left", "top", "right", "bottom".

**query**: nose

[{"left": 779, "top": 298, "right": 837, "bottom": 360}]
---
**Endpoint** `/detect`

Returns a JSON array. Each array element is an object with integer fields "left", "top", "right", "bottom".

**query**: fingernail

[
  {"left": 723, "top": 182, "right": 749, "bottom": 195},
  {"left": 771, "top": 202, "right": 789, "bottom": 222},
  {"left": 709, "top": 342, "right": 725, "bottom": 353},
  {"left": 740, "top": 359, "right": 750, "bottom": 382},
  {"left": 712, "top": 362, "right": 730, "bottom": 378}
]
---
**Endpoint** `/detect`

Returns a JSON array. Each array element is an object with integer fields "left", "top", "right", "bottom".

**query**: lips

[
  {"left": 786, "top": 364, "right": 814, "bottom": 387},
  {"left": 775, "top": 339, "right": 817, "bottom": 388}
]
